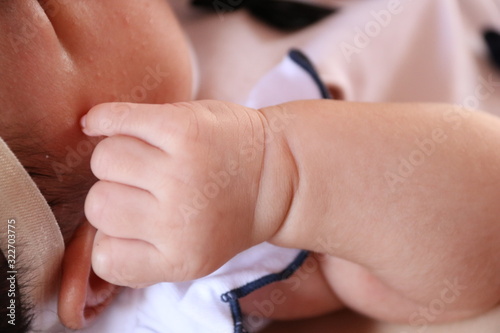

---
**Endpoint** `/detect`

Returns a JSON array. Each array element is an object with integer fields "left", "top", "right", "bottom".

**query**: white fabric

[
  {"left": 63, "top": 0, "right": 500, "bottom": 331},
  {"left": 245, "top": 54, "right": 326, "bottom": 108},
  {"left": 83, "top": 244, "right": 302, "bottom": 333}
]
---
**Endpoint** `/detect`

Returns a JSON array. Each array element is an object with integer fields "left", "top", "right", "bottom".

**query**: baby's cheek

[{"left": 76, "top": 0, "right": 194, "bottom": 105}]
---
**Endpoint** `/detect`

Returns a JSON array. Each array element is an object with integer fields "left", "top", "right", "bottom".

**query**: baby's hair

[
  {"left": 5, "top": 133, "right": 96, "bottom": 242},
  {"left": 0, "top": 130, "right": 97, "bottom": 332}
]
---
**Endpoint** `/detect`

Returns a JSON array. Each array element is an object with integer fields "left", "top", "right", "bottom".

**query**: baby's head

[{"left": 0, "top": 0, "right": 193, "bottom": 330}]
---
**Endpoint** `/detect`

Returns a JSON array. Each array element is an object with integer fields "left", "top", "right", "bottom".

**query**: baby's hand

[{"left": 82, "top": 101, "right": 295, "bottom": 287}]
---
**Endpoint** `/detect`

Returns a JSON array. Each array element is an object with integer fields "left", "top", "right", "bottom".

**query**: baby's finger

[
  {"left": 91, "top": 135, "right": 168, "bottom": 191},
  {"left": 85, "top": 181, "right": 159, "bottom": 240},
  {"left": 92, "top": 231, "right": 168, "bottom": 288},
  {"left": 81, "top": 102, "right": 191, "bottom": 149}
]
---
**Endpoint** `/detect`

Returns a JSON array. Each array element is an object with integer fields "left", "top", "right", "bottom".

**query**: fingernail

[{"left": 80, "top": 115, "right": 87, "bottom": 129}]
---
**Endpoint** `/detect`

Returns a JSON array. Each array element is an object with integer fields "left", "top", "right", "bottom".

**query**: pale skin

[{"left": 83, "top": 99, "right": 500, "bottom": 326}]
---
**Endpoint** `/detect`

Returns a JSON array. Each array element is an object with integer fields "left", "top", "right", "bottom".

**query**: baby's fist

[{"left": 82, "top": 101, "right": 292, "bottom": 287}]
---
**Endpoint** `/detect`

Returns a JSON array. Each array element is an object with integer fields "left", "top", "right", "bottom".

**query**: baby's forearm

[{"left": 259, "top": 100, "right": 500, "bottom": 313}]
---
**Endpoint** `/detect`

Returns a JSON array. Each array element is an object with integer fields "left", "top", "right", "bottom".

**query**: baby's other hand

[{"left": 82, "top": 101, "right": 295, "bottom": 287}]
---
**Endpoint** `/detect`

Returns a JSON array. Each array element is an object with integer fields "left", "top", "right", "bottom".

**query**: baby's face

[
  {"left": 1, "top": 0, "right": 192, "bottom": 142},
  {"left": 0, "top": 0, "right": 192, "bottom": 235}
]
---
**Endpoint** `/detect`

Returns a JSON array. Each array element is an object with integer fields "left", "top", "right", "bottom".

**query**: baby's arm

[
  {"left": 82, "top": 100, "right": 500, "bottom": 323},
  {"left": 259, "top": 100, "right": 500, "bottom": 323}
]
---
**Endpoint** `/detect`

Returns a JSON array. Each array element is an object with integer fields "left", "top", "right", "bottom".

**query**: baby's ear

[{"left": 58, "top": 221, "right": 121, "bottom": 330}]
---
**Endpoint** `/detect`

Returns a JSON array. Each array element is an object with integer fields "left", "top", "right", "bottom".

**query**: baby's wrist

[{"left": 250, "top": 106, "right": 298, "bottom": 245}]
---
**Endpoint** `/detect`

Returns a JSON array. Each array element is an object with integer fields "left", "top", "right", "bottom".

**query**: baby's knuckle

[
  {"left": 197, "top": 100, "right": 229, "bottom": 115},
  {"left": 171, "top": 101, "right": 215, "bottom": 144}
]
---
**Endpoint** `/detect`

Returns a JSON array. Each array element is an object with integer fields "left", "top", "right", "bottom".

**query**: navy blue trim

[
  {"left": 221, "top": 250, "right": 310, "bottom": 333},
  {"left": 289, "top": 49, "right": 332, "bottom": 99},
  {"left": 221, "top": 49, "right": 332, "bottom": 333}
]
